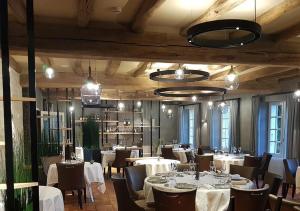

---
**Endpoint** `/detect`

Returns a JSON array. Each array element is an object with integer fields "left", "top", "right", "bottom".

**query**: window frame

[
  {"left": 267, "top": 101, "right": 286, "bottom": 158},
  {"left": 220, "top": 108, "right": 230, "bottom": 151}
]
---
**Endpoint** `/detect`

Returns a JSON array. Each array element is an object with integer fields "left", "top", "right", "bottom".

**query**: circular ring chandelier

[
  {"left": 154, "top": 86, "right": 226, "bottom": 97},
  {"left": 149, "top": 69, "right": 210, "bottom": 82},
  {"left": 187, "top": 19, "right": 261, "bottom": 48}
]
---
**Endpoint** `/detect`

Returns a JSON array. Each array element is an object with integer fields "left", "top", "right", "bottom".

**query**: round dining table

[
  {"left": 173, "top": 148, "right": 192, "bottom": 163},
  {"left": 39, "top": 186, "right": 64, "bottom": 211},
  {"left": 207, "top": 154, "right": 246, "bottom": 174},
  {"left": 135, "top": 158, "right": 180, "bottom": 176},
  {"left": 47, "top": 161, "right": 106, "bottom": 202},
  {"left": 144, "top": 172, "right": 254, "bottom": 211}
]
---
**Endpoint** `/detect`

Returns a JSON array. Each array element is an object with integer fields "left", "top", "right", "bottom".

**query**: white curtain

[
  {"left": 210, "top": 105, "right": 221, "bottom": 149},
  {"left": 286, "top": 94, "right": 300, "bottom": 159}
]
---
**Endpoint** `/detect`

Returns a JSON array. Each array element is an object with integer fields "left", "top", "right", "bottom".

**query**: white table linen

[
  {"left": 39, "top": 186, "right": 64, "bottom": 211},
  {"left": 212, "top": 154, "right": 245, "bottom": 174},
  {"left": 135, "top": 159, "right": 180, "bottom": 176},
  {"left": 47, "top": 162, "right": 106, "bottom": 202},
  {"left": 101, "top": 150, "right": 139, "bottom": 169},
  {"left": 173, "top": 149, "right": 192, "bottom": 163},
  {"left": 75, "top": 147, "right": 84, "bottom": 160},
  {"left": 144, "top": 173, "right": 253, "bottom": 211},
  {"left": 296, "top": 167, "right": 300, "bottom": 194}
]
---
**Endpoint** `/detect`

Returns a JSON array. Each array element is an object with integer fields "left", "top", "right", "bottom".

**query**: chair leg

[
  {"left": 255, "top": 176, "right": 259, "bottom": 188},
  {"left": 292, "top": 184, "right": 296, "bottom": 198},
  {"left": 108, "top": 166, "right": 112, "bottom": 178},
  {"left": 122, "top": 168, "right": 125, "bottom": 177},
  {"left": 78, "top": 189, "right": 83, "bottom": 209},
  {"left": 117, "top": 167, "right": 120, "bottom": 173},
  {"left": 84, "top": 188, "right": 87, "bottom": 203},
  {"left": 62, "top": 190, "right": 65, "bottom": 201}
]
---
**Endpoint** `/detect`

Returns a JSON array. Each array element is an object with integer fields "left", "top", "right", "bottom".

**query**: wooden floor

[{"left": 64, "top": 173, "right": 300, "bottom": 211}]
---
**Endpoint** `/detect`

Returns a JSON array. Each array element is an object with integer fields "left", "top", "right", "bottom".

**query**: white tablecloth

[
  {"left": 144, "top": 173, "right": 253, "bottom": 211},
  {"left": 296, "top": 167, "right": 300, "bottom": 194},
  {"left": 135, "top": 159, "right": 180, "bottom": 176},
  {"left": 213, "top": 155, "right": 244, "bottom": 174},
  {"left": 75, "top": 147, "right": 84, "bottom": 160},
  {"left": 39, "top": 186, "right": 64, "bottom": 211},
  {"left": 47, "top": 161, "right": 106, "bottom": 202},
  {"left": 101, "top": 150, "right": 139, "bottom": 169},
  {"left": 173, "top": 149, "right": 192, "bottom": 163}
]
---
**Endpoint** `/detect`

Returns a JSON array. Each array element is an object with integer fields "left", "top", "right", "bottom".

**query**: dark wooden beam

[
  {"left": 130, "top": 0, "right": 166, "bottom": 33},
  {"left": 77, "top": 0, "right": 95, "bottom": 27},
  {"left": 8, "top": 0, "right": 26, "bottom": 24}
]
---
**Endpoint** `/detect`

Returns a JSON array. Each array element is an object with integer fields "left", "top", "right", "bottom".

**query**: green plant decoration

[{"left": 83, "top": 116, "right": 99, "bottom": 149}]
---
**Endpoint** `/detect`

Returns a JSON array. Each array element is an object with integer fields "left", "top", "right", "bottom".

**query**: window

[
  {"left": 221, "top": 109, "right": 230, "bottom": 150},
  {"left": 268, "top": 102, "right": 285, "bottom": 155},
  {"left": 189, "top": 109, "right": 195, "bottom": 146}
]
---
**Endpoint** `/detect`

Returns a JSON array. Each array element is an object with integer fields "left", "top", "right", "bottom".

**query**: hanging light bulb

[
  {"left": 161, "top": 104, "right": 166, "bottom": 112},
  {"left": 175, "top": 69, "right": 185, "bottom": 80},
  {"left": 192, "top": 95, "right": 197, "bottom": 102},
  {"left": 167, "top": 109, "right": 173, "bottom": 118},
  {"left": 81, "top": 62, "right": 102, "bottom": 105},
  {"left": 136, "top": 101, "right": 142, "bottom": 107},
  {"left": 208, "top": 101, "right": 213, "bottom": 109},
  {"left": 225, "top": 66, "right": 239, "bottom": 90},
  {"left": 218, "top": 95, "right": 229, "bottom": 113},
  {"left": 118, "top": 102, "right": 125, "bottom": 111},
  {"left": 43, "top": 64, "right": 55, "bottom": 79},
  {"left": 294, "top": 82, "right": 300, "bottom": 102},
  {"left": 69, "top": 106, "right": 74, "bottom": 113}
]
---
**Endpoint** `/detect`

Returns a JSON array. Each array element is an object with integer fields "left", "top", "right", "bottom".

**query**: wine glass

[
  {"left": 71, "top": 152, "right": 76, "bottom": 160},
  {"left": 238, "top": 147, "right": 242, "bottom": 154},
  {"left": 209, "top": 161, "right": 216, "bottom": 173},
  {"left": 221, "top": 162, "right": 227, "bottom": 174}
]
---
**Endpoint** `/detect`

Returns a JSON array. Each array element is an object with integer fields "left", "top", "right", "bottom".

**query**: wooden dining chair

[
  {"left": 111, "top": 175, "right": 154, "bottom": 211},
  {"left": 161, "top": 147, "right": 177, "bottom": 160},
  {"left": 268, "top": 194, "right": 282, "bottom": 211},
  {"left": 263, "top": 172, "right": 282, "bottom": 195},
  {"left": 282, "top": 159, "right": 298, "bottom": 198},
  {"left": 229, "top": 165, "right": 255, "bottom": 180},
  {"left": 108, "top": 149, "right": 131, "bottom": 178},
  {"left": 152, "top": 187, "right": 196, "bottom": 211},
  {"left": 281, "top": 198, "right": 300, "bottom": 211},
  {"left": 56, "top": 162, "right": 86, "bottom": 209},
  {"left": 195, "top": 155, "right": 213, "bottom": 172},
  {"left": 124, "top": 165, "right": 147, "bottom": 200},
  {"left": 255, "top": 152, "right": 272, "bottom": 188},
  {"left": 229, "top": 185, "right": 269, "bottom": 211},
  {"left": 176, "top": 163, "right": 192, "bottom": 172}
]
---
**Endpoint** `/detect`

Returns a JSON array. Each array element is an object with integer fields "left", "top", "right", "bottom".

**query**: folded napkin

[
  {"left": 231, "top": 179, "right": 248, "bottom": 186},
  {"left": 230, "top": 174, "right": 241, "bottom": 180}
]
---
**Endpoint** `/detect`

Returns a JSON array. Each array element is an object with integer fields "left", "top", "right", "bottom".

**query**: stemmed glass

[
  {"left": 209, "top": 161, "right": 216, "bottom": 173},
  {"left": 221, "top": 162, "right": 227, "bottom": 174}
]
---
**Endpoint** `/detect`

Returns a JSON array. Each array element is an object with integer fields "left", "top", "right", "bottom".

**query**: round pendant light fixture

[
  {"left": 150, "top": 69, "right": 209, "bottom": 82},
  {"left": 187, "top": 19, "right": 261, "bottom": 48},
  {"left": 154, "top": 86, "right": 226, "bottom": 98}
]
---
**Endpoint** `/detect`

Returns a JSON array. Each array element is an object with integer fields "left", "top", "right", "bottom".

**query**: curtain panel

[
  {"left": 286, "top": 94, "right": 300, "bottom": 159},
  {"left": 229, "top": 100, "right": 240, "bottom": 149}
]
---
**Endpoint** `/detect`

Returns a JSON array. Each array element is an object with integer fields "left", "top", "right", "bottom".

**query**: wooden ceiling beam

[
  {"left": 77, "top": 0, "right": 95, "bottom": 27},
  {"left": 72, "top": 60, "right": 85, "bottom": 77},
  {"left": 255, "top": 68, "right": 300, "bottom": 82},
  {"left": 40, "top": 56, "right": 52, "bottom": 66},
  {"left": 180, "top": 0, "right": 247, "bottom": 35},
  {"left": 8, "top": 22, "right": 300, "bottom": 66},
  {"left": 130, "top": 0, "right": 166, "bottom": 33},
  {"left": 9, "top": 56, "right": 22, "bottom": 73},
  {"left": 8, "top": 0, "right": 26, "bottom": 24},
  {"left": 257, "top": 0, "right": 300, "bottom": 26},
  {"left": 105, "top": 60, "right": 121, "bottom": 76},
  {"left": 209, "top": 65, "right": 252, "bottom": 80},
  {"left": 132, "top": 62, "right": 150, "bottom": 77},
  {"left": 272, "top": 22, "right": 300, "bottom": 42}
]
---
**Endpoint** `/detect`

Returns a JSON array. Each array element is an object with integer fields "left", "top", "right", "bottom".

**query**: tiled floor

[{"left": 64, "top": 172, "right": 300, "bottom": 211}]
